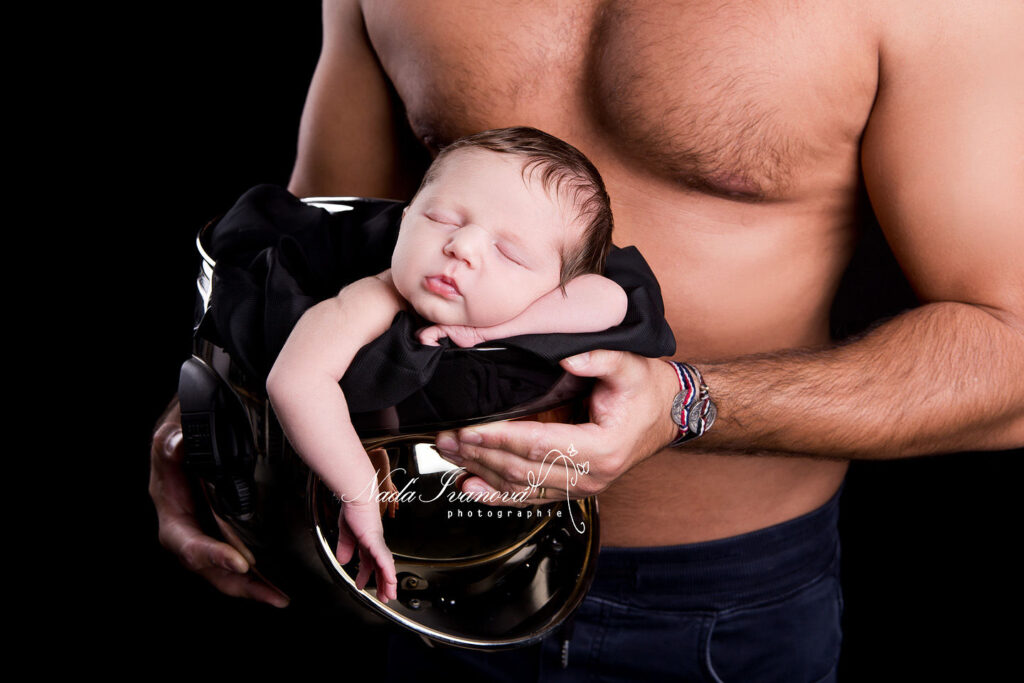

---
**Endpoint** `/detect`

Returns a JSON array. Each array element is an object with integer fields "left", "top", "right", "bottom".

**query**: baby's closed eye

[
  {"left": 495, "top": 243, "right": 525, "bottom": 266},
  {"left": 426, "top": 210, "right": 460, "bottom": 226}
]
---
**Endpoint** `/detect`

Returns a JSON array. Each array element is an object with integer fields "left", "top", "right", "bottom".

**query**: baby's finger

[
  {"left": 336, "top": 537, "right": 356, "bottom": 566},
  {"left": 335, "top": 509, "right": 357, "bottom": 566},
  {"left": 354, "top": 547, "right": 374, "bottom": 590},
  {"left": 416, "top": 326, "right": 442, "bottom": 346},
  {"left": 370, "top": 546, "right": 398, "bottom": 603},
  {"left": 378, "top": 569, "right": 397, "bottom": 603}
]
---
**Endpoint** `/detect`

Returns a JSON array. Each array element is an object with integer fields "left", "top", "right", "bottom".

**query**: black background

[{"left": 84, "top": 2, "right": 1020, "bottom": 679}]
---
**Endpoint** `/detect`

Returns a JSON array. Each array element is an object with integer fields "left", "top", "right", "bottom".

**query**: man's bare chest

[{"left": 363, "top": 0, "right": 877, "bottom": 201}]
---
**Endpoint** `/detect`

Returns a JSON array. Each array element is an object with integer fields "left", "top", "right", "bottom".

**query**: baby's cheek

[
  {"left": 390, "top": 260, "right": 412, "bottom": 300},
  {"left": 466, "top": 298, "right": 518, "bottom": 327},
  {"left": 461, "top": 302, "right": 495, "bottom": 327}
]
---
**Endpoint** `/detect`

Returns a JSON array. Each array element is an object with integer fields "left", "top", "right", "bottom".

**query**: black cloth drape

[{"left": 200, "top": 184, "right": 675, "bottom": 418}]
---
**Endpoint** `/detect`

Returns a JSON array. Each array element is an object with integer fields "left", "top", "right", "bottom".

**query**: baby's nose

[{"left": 443, "top": 225, "right": 486, "bottom": 267}]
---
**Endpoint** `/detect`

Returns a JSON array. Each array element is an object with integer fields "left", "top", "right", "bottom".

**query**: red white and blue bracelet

[{"left": 666, "top": 361, "right": 717, "bottom": 446}]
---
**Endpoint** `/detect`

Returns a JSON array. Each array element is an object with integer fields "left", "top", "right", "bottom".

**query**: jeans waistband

[{"left": 589, "top": 486, "right": 842, "bottom": 611}]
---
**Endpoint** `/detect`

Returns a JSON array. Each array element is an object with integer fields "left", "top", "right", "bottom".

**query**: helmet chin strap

[{"left": 178, "top": 355, "right": 256, "bottom": 519}]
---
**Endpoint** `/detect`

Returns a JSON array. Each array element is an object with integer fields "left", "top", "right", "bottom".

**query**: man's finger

[
  {"left": 463, "top": 446, "right": 579, "bottom": 489},
  {"left": 200, "top": 567, "right": 290, "bottom": 607},
  {"left": 459, "top": 457, "right": 582, "bottom": 502},
  {"left": 153, "top": 420, "right": 185, "bottom": 464},
  {"left": 150, "top": 427, "right": 203, "bottom": 521},
  {"left": 560, "top": 349, "right": 643, "bottom": 390},
  {"left": 439, "top": 420, "right": 589, "bottom": 463},
  {"left": 452, "top": 463, "right": 515, "bottom": 499},
  {"left": 212, "top": 511, "right": 258, "bottom": 567},
  {"left": 162, "top": 516, "right": 250, "bottom": 574}
]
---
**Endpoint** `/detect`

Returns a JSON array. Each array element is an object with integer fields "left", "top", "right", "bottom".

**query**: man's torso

[{"left": 361, "top": 0, "right": 882, "bottom": 545}]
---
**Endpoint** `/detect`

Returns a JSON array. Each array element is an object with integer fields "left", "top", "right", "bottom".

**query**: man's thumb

[{"left": 560, "top": 349, "right": 628, "bottom": 378}]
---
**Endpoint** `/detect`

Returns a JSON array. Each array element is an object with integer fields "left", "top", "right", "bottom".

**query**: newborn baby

[{"left": 266, "top": 127, "right": 626, "bottom": 603}]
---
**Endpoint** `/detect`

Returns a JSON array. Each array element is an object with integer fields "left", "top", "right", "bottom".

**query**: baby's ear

[{"left": 402, "top": 206, "right": 409, "bottom": 218}]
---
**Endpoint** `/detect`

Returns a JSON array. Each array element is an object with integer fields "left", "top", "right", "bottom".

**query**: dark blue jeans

[{"left": 386, "top": 489, "right": 843, "bottom": 682}]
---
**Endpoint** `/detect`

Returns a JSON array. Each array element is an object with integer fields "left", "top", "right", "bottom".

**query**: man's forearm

[{"left": 693, "top": 301, "right": 1024, "bottom": 459}]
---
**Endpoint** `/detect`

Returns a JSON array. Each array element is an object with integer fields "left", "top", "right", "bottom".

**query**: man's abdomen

[{"left": 597, "top": 449, "right": 848, "bottom": 547}]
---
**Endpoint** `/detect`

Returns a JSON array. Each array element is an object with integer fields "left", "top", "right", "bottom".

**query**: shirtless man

[{"left": 150, "top": 1, "right": 1024, "bottom": 680}]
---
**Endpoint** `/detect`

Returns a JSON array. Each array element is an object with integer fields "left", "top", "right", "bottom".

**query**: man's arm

[
  {"left": 289, "top": 0, "right": 425, "bottom": 198},
  {"left": 418, "top": 274, "right": 627, "bottom": 347},
  {"left": 694, "top": 2, "right": 1024, "bottom": 458}
]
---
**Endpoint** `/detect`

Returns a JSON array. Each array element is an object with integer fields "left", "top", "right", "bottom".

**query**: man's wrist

[
  {"left": 656, "top": 360, "right": 685, "bottom": 449},
  {"left": 665, "top": 361, "right": 717, "bottom": 447}
]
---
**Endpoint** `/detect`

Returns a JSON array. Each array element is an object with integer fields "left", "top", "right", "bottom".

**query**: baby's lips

[
  {"left": 424, "top": 274, "right": 462, "bottom": 298},
  {"left": 439, "top": 272, "right": 461, "bottom": 294}
]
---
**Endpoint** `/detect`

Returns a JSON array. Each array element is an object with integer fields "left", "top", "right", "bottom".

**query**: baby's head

[
  {"left": 391, "top": 127, "right": 613, "bottom": 328},
  {"left": 417, "top": 128, "right": 614, "bottom": 290}
]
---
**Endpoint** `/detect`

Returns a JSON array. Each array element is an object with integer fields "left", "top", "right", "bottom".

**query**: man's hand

[
  {"left": 432, "top": 350, "right": 682, "bottom": 504},
  {"left": 149, "top": 401, "right": 289, "bottom": 607}
]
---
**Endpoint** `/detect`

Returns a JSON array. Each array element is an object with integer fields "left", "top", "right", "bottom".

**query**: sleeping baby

[{"left": 266, "top": 127, "right": 627, "bottom": 604}]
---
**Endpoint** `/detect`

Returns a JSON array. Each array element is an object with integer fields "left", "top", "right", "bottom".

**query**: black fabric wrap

[{"left": 200, "top": 184, "right": 675, "bottom": 420}]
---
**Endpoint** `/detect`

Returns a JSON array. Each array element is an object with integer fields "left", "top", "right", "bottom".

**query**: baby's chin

[
  {"left": 409, "top": 297, "right": 469, "bottom": 326},
  {"left": 407, "top": 289, "right": 526, "bottom": 328},
  {"left": 412, "top": 304, "right": 512, "bottom": 329}
]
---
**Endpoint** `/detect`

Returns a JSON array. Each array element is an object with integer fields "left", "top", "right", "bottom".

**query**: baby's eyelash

[
  {"left": 426, "top": 212, "right": 458, "bottom": 226},
  {"left": 496, "top": 244, "right": 524, "bottom": 266}
]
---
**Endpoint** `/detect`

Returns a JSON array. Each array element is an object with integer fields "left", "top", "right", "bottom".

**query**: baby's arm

[
  {"left": 418, "top": 274, "right": 628, "bottom": 347},
  {"left": 266, "top": 271, "right": 405, "bottom": 602}
]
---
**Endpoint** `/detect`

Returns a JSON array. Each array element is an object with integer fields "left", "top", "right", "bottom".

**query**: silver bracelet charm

[{"left": 667, "top": 361, "right": 717, "bottom": 446}]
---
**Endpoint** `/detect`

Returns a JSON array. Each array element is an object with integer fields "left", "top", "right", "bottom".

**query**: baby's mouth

[{"left": 424, "top": 274, "right": 462, "bottom": 298}]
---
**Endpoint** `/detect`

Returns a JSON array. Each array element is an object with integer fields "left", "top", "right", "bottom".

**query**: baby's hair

[{"left": 416, "top": 127, "right": 613, "bottom": 290}]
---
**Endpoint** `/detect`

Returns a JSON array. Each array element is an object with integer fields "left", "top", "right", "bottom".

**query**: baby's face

[{"left": 392, "top": 148, "right": 577, "bottom": 328}]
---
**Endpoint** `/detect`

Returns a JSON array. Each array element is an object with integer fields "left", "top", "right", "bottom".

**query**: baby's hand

[
  {"left": 417, "top": 324, "right": 488, "bottom": 348},
  {"left": 335, "top": 499, "right": 398, "bottom": 603}
]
